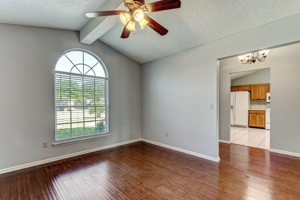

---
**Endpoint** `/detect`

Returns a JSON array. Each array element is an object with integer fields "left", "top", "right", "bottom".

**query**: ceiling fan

[{"left": 85, "top": 0, "right": 181, "bottom": 39}]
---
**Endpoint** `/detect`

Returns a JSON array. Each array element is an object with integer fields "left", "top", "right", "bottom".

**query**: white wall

[
  {"left": 232, "top": 69, "right": 270, "bottom": 86},
  {"left": 143, "top": 13, "right": 300, "bottom": 159},
  {"left": 0, "top": 24, "right": 142, "bottom": 170},
  {"left": 220, "top": 43, "right": 300, "bottom": 153}
]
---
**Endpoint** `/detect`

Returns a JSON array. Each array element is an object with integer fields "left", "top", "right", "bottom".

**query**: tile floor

[{"left": 231, "top": 127, "right": 270, "bottom": 149}]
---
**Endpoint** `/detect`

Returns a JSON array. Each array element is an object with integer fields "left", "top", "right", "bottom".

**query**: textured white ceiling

[
  {"left": 0, "top": 0, "right": 109, "bottom": 30},
  {"left": 2, "top": 0, "right": 300, "bottom": 64},
  {"left": 100, "top": 0, "right": 300, "bottom": 63}
]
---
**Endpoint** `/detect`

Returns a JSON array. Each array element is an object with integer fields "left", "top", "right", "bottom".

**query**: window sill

[{"left": 52, "top": 133, "right": 111, "bottom": 147}]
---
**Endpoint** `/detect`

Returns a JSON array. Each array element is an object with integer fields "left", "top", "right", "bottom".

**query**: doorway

[
  {"left": 218, "top": 58, "right": 271, "bottom": 149},
  {"left": 230, "top": 68, "right": 271, "bottom": 149},
  {"left": 229, "top": 69, "right": 271, "bottom": 149},
  {"left": 218, "top": 40, "right": 300, "bottom": 157}
]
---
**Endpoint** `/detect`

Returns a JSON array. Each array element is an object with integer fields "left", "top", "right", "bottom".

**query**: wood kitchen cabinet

[
  {"left": 251, "top": 84, "right": 270, "bottom": 100},
  {"left": 231, "top": 84, "right": 270, "bottom": 100},
  {"left": 250, "top": 85, "right": 259, "bottom": 100},
  {"left": 249, "top": 110, "right": 265, "bottom": 128},
  {"left": 231, "top": 85, "right": 251, "bottom": 92},
  {"left": 239, "top": 85, "right": 251, "bottom": 91},
  {"left": 231, "top": 86, "right": 240, "bottom": 92}
]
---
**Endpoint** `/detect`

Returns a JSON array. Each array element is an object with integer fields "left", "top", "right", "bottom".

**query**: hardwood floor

[{"left": 1, "top": 142, "right": 300, "bottom": 200}]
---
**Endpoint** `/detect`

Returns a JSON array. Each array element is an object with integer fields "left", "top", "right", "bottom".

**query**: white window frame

[{"left": 53, "top": 49, "right": 110, "bottom": 146}]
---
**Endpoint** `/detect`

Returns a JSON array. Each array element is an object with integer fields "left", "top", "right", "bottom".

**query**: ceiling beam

[{"left": 80, "top": 2, "right": 125, "bottom": 45}]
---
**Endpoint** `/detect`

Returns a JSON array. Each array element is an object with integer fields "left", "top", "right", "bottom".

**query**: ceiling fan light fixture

[
  {"left": 127, "top": 21, "right": 136, "bottom": 32},
  {"left": 120, "top": 12, "right": 131, "bottom": 25},
  {"left": 133, "top": 9, "right": 145, "bottom": 22},
  {"left": 139, "top": 18, "right": 149, "bottom": 29}
]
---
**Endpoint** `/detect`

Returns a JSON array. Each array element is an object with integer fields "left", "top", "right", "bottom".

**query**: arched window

[{"left": 55, "top": 49, "right": 109, "bottom": 141}]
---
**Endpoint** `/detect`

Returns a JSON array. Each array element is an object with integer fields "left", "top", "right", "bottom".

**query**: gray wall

[
  {"left": 0, "top": 24, "right": 142, "bottom": 170},
  {"left": 232, "top": 69, "right": 270, "bottom": 86},
  {"left": 219, "top": 44, "right": 300, "bottom": 153},
  {"left": 142, "top": 52, "right": 218, "bottom": 159},
  {"left": 143, "top": 13, "right": 300, "bottom": 159},
  {"left": 271, "top": 55, "right": 300, "bottom": 152}
]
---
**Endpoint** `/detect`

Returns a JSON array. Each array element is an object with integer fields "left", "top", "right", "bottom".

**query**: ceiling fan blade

[
  {"left": 85, "top": 10, "right": 126, "bottom": 18},
  {"left": 143, "top": 0, "right": 181, "bottom": 13},
  {"left": 121, "top": 23, "right": 131, "bottom": 39},
  {"left": 144, "top": 16, "right": 168, "bottom": 36}
]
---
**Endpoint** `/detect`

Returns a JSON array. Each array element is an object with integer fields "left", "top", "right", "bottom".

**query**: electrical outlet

[
  {"left": 43, "top": 142, "right": 48, "bottom": 149},
  {"left": 210, "top": 104, "right": 214, "bottom": 110}
]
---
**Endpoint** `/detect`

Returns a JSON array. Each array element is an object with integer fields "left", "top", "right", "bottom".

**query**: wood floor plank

[{"left": 0, "top": 142, "right": 300, "bottom": 199}]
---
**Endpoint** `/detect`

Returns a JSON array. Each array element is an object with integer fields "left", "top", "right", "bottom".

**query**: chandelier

[{"left": 238, "top": 50, "right": 270, "bottom": 64}]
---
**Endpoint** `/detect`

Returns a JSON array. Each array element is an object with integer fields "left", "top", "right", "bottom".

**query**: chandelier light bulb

[{"left": 238, "top": 56, "right": 245, "bottom": 61}]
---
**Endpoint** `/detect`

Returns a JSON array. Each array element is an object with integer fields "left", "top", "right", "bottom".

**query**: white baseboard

[
  {"left": 269, "top": 148, "right": 300, "bottom": 158},
  {"left": 0, "top": 138, "right": 221, "bottom": 175},
  {"left": 142, "top": 139, "right": 220, "bottom": 163},
  {"left": 219, "top": 140, "right": 231, "bottom": 144},
  {"left": 0, "top": 138, "right": 142, "bottom": 175}
]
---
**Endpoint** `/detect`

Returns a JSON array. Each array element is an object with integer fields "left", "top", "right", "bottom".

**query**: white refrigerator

[{"left": 231, "top": 92, "right": 250, "bottom": 127}]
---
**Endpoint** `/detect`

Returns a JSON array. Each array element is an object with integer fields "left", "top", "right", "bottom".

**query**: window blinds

[{"left": 55, "top": 73, "right": 108, "bottom": 140}]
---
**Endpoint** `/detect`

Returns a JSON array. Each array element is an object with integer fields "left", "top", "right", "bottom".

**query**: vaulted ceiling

[
  {"left": 2, "top": 0, "right": 300, "bottom": 64},
  {"left": 0, "top": 0, "right": 108, "bottom": 30}
]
